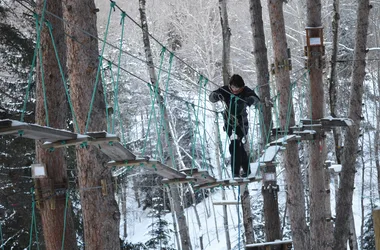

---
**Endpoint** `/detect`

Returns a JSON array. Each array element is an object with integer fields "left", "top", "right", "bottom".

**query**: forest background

[{"left": 0, "top": 0, "right": 379, "bottom": 249}]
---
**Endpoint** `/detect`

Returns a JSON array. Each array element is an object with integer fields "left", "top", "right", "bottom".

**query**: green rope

[
  {"left": 61, "top": 190, "right": 70, "bottom": 250},
  {"left": 231, "top": 96, "right": 238, "bottom": 176},
  {"left": 142, "top": 47, "right": 167, "bottom": 159},
  {"left": 201, "top": 78, "right": 209, "bottom": 170},
  {"left": 21, "top": 0, "right": 48, "bottom": 122},
  {"left": 45, "top": 21, "right": 80, "bottom": 132},
  {"left": 141, "top": 86, "right": 155, "bottom": 156},
  {"left": 186, "top": 103, "right": 195, "bottom": 170},
  {"left": 284, "top": 82, "right": 296, "bottom": 133},
  {"left": 151, "top": 47, "right": 167, "bottom": 161},
  {"left": 37, "top": 28, "right": 49, "bottom": 126},
  {"left": 215, "top": 113, "right": 229, "bottom": 178},
  {"left": 28, "top": 188, "right": 40, "bottom": 250},
  {"left": 28, "top": 188, "right": 34, "bottom": 249},
  {"left": 100, "top": 65, "right": 110, "bottom": 132},
  {"left": 159, "top": 53, "right": 176, "bottom": 167},
  {"left": 113, "top": 11, "right": 127, "bottom": 135},
  {"left": 0, "top": 220, "right": 4, "bottom": 250},
  {"left": 191, "top": 75, "right": 204, "bottom": 167},
  {"left": 85, "top": 1, "right": 115, "bottom": 133}
]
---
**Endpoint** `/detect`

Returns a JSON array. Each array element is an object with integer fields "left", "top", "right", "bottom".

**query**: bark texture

[
  {"left": 62, "top": 1, "right": 121, "bottom": 249},
  {"left": 306, "top": 1, "right": 329, "bottom": 249},
  {"left": 333, "top": 1, "right": 370, "bottom": 249},
  {"left": 35, "top": 0, "right": 77, "bottom": 249},
  {"left": 218, "top": 0, "right": 231, "bottom": 86},
  {"left": 249, "top": 0, "right": 281, "bottom": 242},
  {"left": 267, "top": 1, "right": 309, "bottom": 249}
]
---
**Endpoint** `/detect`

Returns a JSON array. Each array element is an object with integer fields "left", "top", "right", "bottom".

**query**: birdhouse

[
  {"left": 304, "top": 26, "right": 325, "bottom": 65},
  {"left": 305, "top": 26, "right": 324, "bottom": 47},
  {"left": 31, "top": 163, "right": 47, "bottom": 178}
]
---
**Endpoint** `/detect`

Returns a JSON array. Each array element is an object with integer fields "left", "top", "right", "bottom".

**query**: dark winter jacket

[{"left": 209, "top": 85, "right": 260, "bottom": 138}]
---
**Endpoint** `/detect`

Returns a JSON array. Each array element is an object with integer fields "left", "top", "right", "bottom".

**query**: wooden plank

[
  {"left": 107, "top": 159, "right": 187, "bottom": 179},
  {"left": 245, "top": 239, "right": 293, "bottom": 250},
  {"left": 194, "top": 176, "right": 261, "bottom": 189},
  {"left": 213, "top": 200, "right": 240, "bottom": 205},
  {"left": 258, "top": 146, "right": 284, "bottom": 163},
  {"left": 41, "top": 135, "right": 91, "bottom": 149},
  {"left": 180, "top": 168, "right": 217, "bottom": 185},
  {"left": 320, "top": 116, "right": 354, "bottom": 127},
  {"left": 301, "top": 119, "right": 320, "bottom": 125},
  {"left": 267, "top": 134, "right": 299, "bottom": 146},
  {"left": 97, "top": 142, "right": 136, "bottom": 161},
  {"left": 0, "top": 119, "right": 77, "bottom": 142},
  {"left": 161, "top": 177, "right": 195, "bottom": 184},
  {"left": 292, "top": 130, "right": 316, "bottom": 141}
]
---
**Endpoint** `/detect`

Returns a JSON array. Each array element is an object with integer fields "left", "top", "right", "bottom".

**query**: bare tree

[
  {"left": 249, "top": 0, "right": 281, "bottom": 243},
  {"left": 139, "top": 0, "right": 192, "bottom": 249},
  {"left": 333, "top": 0, "right": 370, "bottom": 249},
  {"left": 218, "top": 0, "right": 231, "bottom": 85},
  {"left": 62, "top": 1, "right": 121, "bottom": 249},
  {"left": 35, "top": 0, "right": 77, "bottom": 248},
  {"left": 266, "top": 0, "right": 309, "bottom": 249}
]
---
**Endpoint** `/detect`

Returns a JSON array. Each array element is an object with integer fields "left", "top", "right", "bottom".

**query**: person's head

[{"left": 229, "top": 74, "right": 245, "bottom": 94}]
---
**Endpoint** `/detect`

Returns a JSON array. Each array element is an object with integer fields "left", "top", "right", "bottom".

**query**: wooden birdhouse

[
  {"left": 304, "top": 26, "right": 325, "bottom": 56},
  {"left": 306, "top": 26, "right": 324, "bottom": 47}
]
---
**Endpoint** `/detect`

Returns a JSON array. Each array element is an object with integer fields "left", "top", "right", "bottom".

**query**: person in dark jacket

[{"left": 209, "top": 74, "right": 260, "bottom": 178}]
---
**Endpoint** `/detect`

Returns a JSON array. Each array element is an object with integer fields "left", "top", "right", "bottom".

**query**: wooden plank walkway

[
  {"left": 0, "top": 119, "right": 77, "bottom": 142},
  {"left": 180, "top": 168, "right": 217, "bottom": 185},
  {"left": 86, "top": 132, "right": 136, "bottom": 161},
  {"left": 107, "top": 158, "right": 187, "bottom": 179},
  {"left": 1, "top": 119, "right": 187, "bottom": 180}
]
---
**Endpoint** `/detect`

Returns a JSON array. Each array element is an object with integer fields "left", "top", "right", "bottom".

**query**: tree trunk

[
  {"left": 138, "top": 1, "right": 192, "bottom": 249},
  {"left": 213, "top": 118, "right": 230, "bottom": 249},
  {"left": 218, "top": 0, "right": 231, "bottom": 85},
  {"left": 217, "top": 0, "right": 233, "bottom": 247},
  {"left": 241, "top": 185, "right": 255, "bottom": 244},
  {"left": 324, "top": 167, "right": 334, "bottom": 249},
  {"left": 329, "top": 0, "right": 343, "bottom": 165},
  {"left": 35, "top": 0, "right": 77, "bottom": 249},
  {"left": 266, "top": 1, "right": 309, "bottom": 249},
  {"left": 333, "top": 1, "right": 370, "bottom": 249},
  {"left": 249, "top": 0, "right": 281, "bottom": 242},
  {"left": 62, "top": 1, "right": 121, "bottom": 249},
  {"left": 121, "top": 183, "right": 127, "bottom": 239},
  {"left": 306, "top": 1, "right": 329, "bottom": 249}
]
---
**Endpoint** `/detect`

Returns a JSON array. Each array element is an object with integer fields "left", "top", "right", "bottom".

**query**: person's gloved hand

[
  {"left": 246, "top": 96, "right": 260, "bottom": 106},
  {"left": 209, "top": 92, "right": 224, "bottom": 103}
]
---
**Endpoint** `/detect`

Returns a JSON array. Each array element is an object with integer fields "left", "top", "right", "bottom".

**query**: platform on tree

[
  {"left": 86, "top": 132, "right": 136, "bottom": 161},
  {"left": 0, "top": 119, "right": 77, "bottom": 142},
  {"left": 257, "top": 145, "right": 284, "bottom": 164}
]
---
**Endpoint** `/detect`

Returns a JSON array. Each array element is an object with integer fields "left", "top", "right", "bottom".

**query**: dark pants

[{"left": 229, "top": 139, "right": 249, "bottom": 177}]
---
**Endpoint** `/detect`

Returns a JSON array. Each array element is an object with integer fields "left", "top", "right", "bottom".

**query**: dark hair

[{"left": 229, "top": 74, "right": 245, "bottom": 88}]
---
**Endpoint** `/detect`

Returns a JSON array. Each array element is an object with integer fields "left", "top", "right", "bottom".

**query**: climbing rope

[
  {"left": 21, "top": 0, "right": 48, "bottom": 122},
  {"left": 61, "top": 190, "right": 70, "bottom": 250},
  {"left": 85, "top": 1, "right": 115, "bottom": 133}
]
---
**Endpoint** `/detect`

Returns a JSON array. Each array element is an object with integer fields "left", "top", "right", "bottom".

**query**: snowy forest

[{"left": 0, "top": 0, "right": 379, "bottom": 249}]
